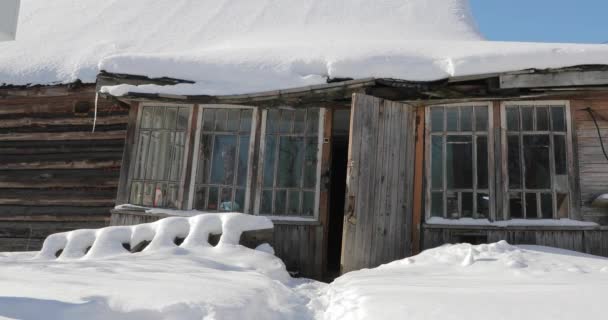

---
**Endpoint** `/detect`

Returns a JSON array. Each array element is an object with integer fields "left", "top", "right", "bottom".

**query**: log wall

[{"left": 0, "top": 84, "right": 128, "bottom": 251}]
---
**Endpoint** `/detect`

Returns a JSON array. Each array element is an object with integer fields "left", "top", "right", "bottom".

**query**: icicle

[{"left": 92, "top": 92, "right": 99, "bottom": 133}]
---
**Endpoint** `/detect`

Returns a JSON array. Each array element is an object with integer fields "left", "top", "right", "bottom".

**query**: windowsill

[
  {"left": 424, "top": 217, "right": 601, "bottom": 230},
  {"left": 259, "top": 215, "right": 320, "bottom": 226}
]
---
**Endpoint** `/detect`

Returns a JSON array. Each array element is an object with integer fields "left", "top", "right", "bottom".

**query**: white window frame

[
  {"left": 500, "top": 100, "right": 575, "bottom": 220},
  {"left": 127, "top": 103, "right": 195, "bottom": 209},
  {"left": 186, "top": 104, "right": 258, "bottom": 213},
  {"left": 424, "top": 102, "right": 495, "bottom": 220},
  {"left": 254, "top": 107, "right": 325, "bottom": 221}
]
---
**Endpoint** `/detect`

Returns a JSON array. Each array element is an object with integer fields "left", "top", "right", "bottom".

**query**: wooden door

[{"left": 341, "top": 93, "right": 416, "bottom": 273}]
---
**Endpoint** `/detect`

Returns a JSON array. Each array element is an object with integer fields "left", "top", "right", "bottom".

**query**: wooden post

[{"left": 411, "top": 107, "right": 425, "bottom": 255}]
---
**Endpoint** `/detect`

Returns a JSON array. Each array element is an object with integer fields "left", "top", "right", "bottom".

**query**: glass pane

[
  {"left": 274, "top": 190, "right": 286, "bottom": 215},
  {"left": 207, "top": 187, "right": 218, "bottom": 210},
  {"left": 302, "top": 192, "right": 315, "bottom": 216},
  {"left": 477, "top": 136, "right": 488, "bottom": 189},
  {"left": 203, "top": 109, "right": 215, "bottom": 131},
  {"left": 240, "top": 110, "right": 253, "bottom": 132},
  {"left": 536, "top": 107, "right": 549, "bottom": 131},
  {"left": 521, "top": 107, "right": 534, "bottom": 131},
  {"left": 261, "top": 190, "right": 273, "bottom": 214},
  {"left": 267, "top": 110, "right": 279, "bottom": 134},
  {"left": 234, "top": 189, "right": 245, "bottom": 213},
  {"left": 462, "top": 192, "right": 473, "bottom": 218},
  {"left": 506, "top": 107, "right": 520, "bottom": 131},
  {"left": 523, "top": 135, "right": 550, "bottom": 189},
  {"left": 554, "top": 135, "right": 567, "bottom": 175},
  {"left": 431, "top": 192, "right": 444, "bottom": 217},
  {"left": 130, "top": 182, "right": 142, "bottom": 205},
  {"left": 280, "top": 110, "right": 294, "bottom": 133},
  {"left": 307, "top": 109, "right": 319, "bottom": 135},
  {"left": 430, "top": 107, "right": 444, "bottom": 132},
  {"left": 446, "top": 109, "right": 458, "bottom": 131},
  {"left": 460, "top": 107, "right": 473, "bottom": 131},
  {"left": 294, "top": 109, "right": 306, "bottom": 133},
  {"left": 288, "top": 191, "right": 300, "bottom": 215},
  {"left": 509, "top": 192, "right": 523, "bottom": 219},
  {"left": 143, "top": 183, "right": 154, "bottom": 206},
  {"left": 507, "top": 135, "right": 521, "bottom": 188},
  {"left": 177, "top": 108, "right": 190, "bottom": 130},
  {"left": 194, "top": 186, "right": 207, "bottom": 209},
  {"left": 551, "top": 107, "right": 566, "bottom": 132},
  {"left": 237, "top": 136, "right": 250, "bottom": 187},
  {"left": 219, "top": 188, "right": 233, "bottom": 211},
  {"left": 153, "top": 183, "right": 166, "bottom": 208},
  {"left": 210, "top": 135, "right": 238, "bottom": 185},
  {"left": 541, "top": 193, "right": 553, "bottom": 219},
  {"left": 226, "top": 109, "right": 240, "bottom": 132},
  {"left": 557, "top": 193, "right": 569, "bottom": 219},
  {"left": 152, "top": 106, "right": 164, "bottom": 129},
  {"left": 431, "top": 136, "right": 443, "bottom": 189},
  {"left": 167, "top": 184, "right": 179, "bottom": 209},
  {"left": 446, "top": 136, "right": 473, "bottom": 189},
  {"left": 304, "top": 137, "right": 318, "bottom": 189},
  {"left": 475, "top": 106, "right": 488, "bottom": 131},
  {"left": 446, "top": 191, "right": 458, "bottom": 218},
  {"left": 215, "top": 109, "right": 227, "bottom": 131},
  {"left": 277, "top": 137, "right": 305, "bottom": 188},
  {"left": 263, "top": 136, "right": 276, "bottom": 188},
  {"left": 141, "top": 107, "right": 154, "bottom": 128},
  {"left": 476, "top": 193, "right": 490, "bottom": 219},
  {"left": 165, "top": 107, "right": 178, "bottom": 129},
  {"left": 525, "top": 193, "right": 538, "bottom": 219}
]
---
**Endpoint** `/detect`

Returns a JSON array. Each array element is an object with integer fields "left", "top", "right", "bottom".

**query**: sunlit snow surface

[{"left": 1, "top": 238, "right": 608, "bottom": 320}]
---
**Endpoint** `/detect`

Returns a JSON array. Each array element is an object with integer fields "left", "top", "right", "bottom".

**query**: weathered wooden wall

[
  {"left": 571, "top": 97, "right": 608, "bottom": 224},
  {"left": 0, "top": 84, "right": 128, "bottom": 251}
]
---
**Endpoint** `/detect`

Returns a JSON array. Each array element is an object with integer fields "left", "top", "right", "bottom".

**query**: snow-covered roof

[{"left": 4, "top": 0, "right": 608, "bottom": 96}]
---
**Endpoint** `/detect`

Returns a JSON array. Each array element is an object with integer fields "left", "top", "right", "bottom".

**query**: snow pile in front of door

[{"left": 314, "top": 241, "right": 608, "bottom": 320}]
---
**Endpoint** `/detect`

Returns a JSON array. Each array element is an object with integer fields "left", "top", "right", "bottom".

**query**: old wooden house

[{"left": 1, "top": 0, "right": 608, "bottom": 280}]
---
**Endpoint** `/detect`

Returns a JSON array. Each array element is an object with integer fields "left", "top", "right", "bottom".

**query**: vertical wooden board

[{"left": 412, "top": 107, "right": 425, "bottom": 254}]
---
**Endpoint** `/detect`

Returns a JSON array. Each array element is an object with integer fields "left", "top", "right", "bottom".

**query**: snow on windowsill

[{"left": 426, "top": 217, "right": 599, "bottom": 228}]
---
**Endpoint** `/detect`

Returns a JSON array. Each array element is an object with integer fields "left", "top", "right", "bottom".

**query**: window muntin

[
  {"left": 193, "top": 108, "right": 255, "bottom": 213},
  {"left": 129, "top": 105, "right": 191, "bottom": 208},
  {"left": 257, "top": 108, "right": 323, "bottom": 217},
  {"left": 428, "top": 104, "right": 492, "bottom": 219},
  {"left": 503, "top": 104, "right": 571, "bottom": 219}
]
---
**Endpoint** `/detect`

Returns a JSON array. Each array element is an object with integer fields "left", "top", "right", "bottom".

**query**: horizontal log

[
  {"left": 0, "top": 189, "right": 117, "bottom": 207},
  {"left": 0, "top": 238, "right": 45, "bottom": 251},
  {"left": 0, "top": 205, "right": 113, "bottom": 217},
  {"left": 0, "top": 198, "right": 115, "bottom": 206},
  {"left": 0, "top": 115, "right": 127, "bottom": 129},
  {"left": 0, "top": 152, "right": 123, "bottom": 165},
  {"left": 0, "top": 159, "right": 121, "bottom": 170},
  {"left": 0, "top": 221, "right": 108, "bottom": 239},
  {"left": 0, "top": 145, "right": 124, "bottom": 156},
  {"left": 0, "top": 131, "right": 126, "bottom": 141},
  {"left": 0, "top": 170, "right": 119, "bottom": 188},
  {"left": 0, "top": 123, "right": 127, "bottom": 134}
]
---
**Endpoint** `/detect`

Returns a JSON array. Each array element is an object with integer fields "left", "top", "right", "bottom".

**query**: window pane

[
  {"left": 431, "top": 136, "right": 443, "bottom": 189},
  {"left": 551, "top": 107, "right": 566, "bottom": 132},
  {"left": 194, "top": 186, "right": 207, "bottom": 209},
  {"left": 557, "top": 193, "right": 569, "bottom": 219},
  {"left": 507, "top": 135, "right": 521, "bottom": 188},
  {"left": 476, "top": 193, "right": 489, "bottom": 219},
  {"left": 523, "top": 135, "right": 550, "bottom": 189},
  {"left": 203, "top": 109, "right": 215, "bottom": 131},
  {"left": 431, "top": 107, "right": 444, "bottom": 132},
  {"left": 475, "top": 106, "right": 488, "bottom": 131},
  {"left": 462, "top": 192, "right": 473, "bottom": 218},
  {"left": 477, "top": 136, "right": 488, "bottom": 189},
  {"left": 130, "top": 182, "right": 143, "bottom": 205},
  {"left": 506, "top": 107, "right": 519, "bottom": 131},
  {"left": 167, "top": 184, "right": 179, "bottom": 209},
  {"left": 208, "top": 187, "right": 218, "bottom": 210},
  {"left": 226, "top": 109, "right": 240, "bottom": 132},
  {"left": 521, "top": 107, "right": 534, "bottom": 131},
  {"left": 431, "top": 192, "right": 444, "bottom": 217},
  {"left": 446, "top": 191, "right": 458, "bottom": 218},
  {"left": 302, "top": 192, "right": 315, "bottom": 216},
  {"left": 143, "top": 183, "right": 154, "bottom": 206},
  {"left": 274, "top": 190, "right": 286, "bottom": 215},
  {"left": 304, "top": 137, "right": 318, "bottom": 188},
  {"left": 261, "top": 190, "right": 273, "bottom": 214},
  {"left": 277, "top": 137, "right": 305, "bottom": 188},
  {"left": 541, "top": 193, "right": 553, "bottom": 219},
  {"left": 234, "top": 189, "right": 246, "bottom": 213},
  {"left": 240, "top": 110, "right": 253, "bottom": 132},
  {"left": 165, "top": 107, "right": 178, "bottom": 129},
  {"left": 460, "top": 107, "right": 473, "bottom": 131},
  {"left": 152, "top": 106, "right": 164, "bottom": 129},
  {"left": 141, "top": 107, "right": 154, "bottom": 128},
  {"left": 177, "top": 108, "right": 190, "bottom": 130},
  {"left": 554, "top": 135, "right": 567, "bottom": 175},
  {"left": 219, "top": 188, "right": 233, "bottom": 211},
  {"left": 509, "top": 192, "right": 523, "bottom": 219},
  {"left": 446, "top": 136, "right": 473, "bottom": 189},
  {"left": 294, "top": 109, "right": 306, "bottom": 133},
  {"left": 267, "top": 110, "right": 279, "bottom": 134},
  {"left": 525, "top": 193, "right": 538, "bottom": 219},
  {"left": 307, "top": 109, "right": 319, "bottom": 135},
  {"left": 288, "top": 191, "right": 300, "bottom": 215},
  {"left": 263, "top": 135, "right": 276, "bottom": 188},
  {"left": 215, "top": 109, "right": 227, "bottom": 131},
  {"left": 280, "top": 110, "right": 294, "bottom": 133},
  {"left": 198, "top": 135, "right": 213, "bottom": 183},
  {"left": 536, "top": 107, "right": 549, "bottom": 131},
  {"left": 154, "top": 183, "right": 166, "bottom": 208},
  {"left": 237, "top": 136, "right": 250, "bottom": 187},
  {"left": 446, "top": 109, "right": 458, "bottom": 131},
  {"left": 210, "top": 135, "right": 238, "bottom": 185}
]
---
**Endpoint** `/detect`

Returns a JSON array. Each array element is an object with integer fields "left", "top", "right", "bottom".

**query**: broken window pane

[
  {"left": 476, "top": 193, "right": 490, "bottom": 219},
  {"left": 431, "top": 107, "right": 444, "bottom": 132},
  {"left": 431, "top": 136, "right": 443, "bottom": 189},
  {"left": 460, "top": 106, "right": 473, "bottom": 131},
  {"left": 509, "top": 192, "right": 523, "bottom": 219},
  {"left": 551, "top": 107, "right": 566, "bottom": 132},
  {"left": 446, "top": 136, "right": 473, "bottom": 189},
  {"left": 523, "top": 135, "right": 550, "bottom": 189}
]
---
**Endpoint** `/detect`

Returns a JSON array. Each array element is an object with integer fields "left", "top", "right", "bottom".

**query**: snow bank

[
  {"left": 315, "top": 241, "right": 608, "bottom": 320},
  {"left": 0, "top": 0, "right": 480, "bottom": 86}
]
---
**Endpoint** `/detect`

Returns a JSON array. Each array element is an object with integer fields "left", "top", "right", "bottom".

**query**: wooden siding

[{"left": 0, "top": 85, "right": 128, "bottom": 251}]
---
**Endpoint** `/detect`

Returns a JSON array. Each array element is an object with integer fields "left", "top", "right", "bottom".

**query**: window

[
  {"left": 427, "top": 103, "right": 493, "bottom": 219},
  {"left": 503, "top": 102, "right": 572, "bottom": 219},
  {"left": 129, "top": 105, "right": 191, "bottom": 208},
  {"left": 193, "top": 107, "right": 255, "bottom": 213},
  {"left": 256, "top": 108, "right": 324, "bottom": 217}
]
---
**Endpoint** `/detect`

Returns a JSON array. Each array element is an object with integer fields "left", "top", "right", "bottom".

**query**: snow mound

[
  {"left": 37, "top": 212, "right": 272, "bottom": 260},
  {"left": 316, "top": 241, "right": 608, "bottom": 320},
  {"left": 0, "top": 0, "right": 480, "bottom": 86}
]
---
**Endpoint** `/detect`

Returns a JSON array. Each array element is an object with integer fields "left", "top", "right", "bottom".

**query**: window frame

[
  {"left": 185, "top": 104, "right": 258, "bottom": 212},
  {"left": 424, "top": 102, "right": 495, "bottom": 220},
  {"left": 126, "top": 103, "right": 195, "bottom": 209},
  {"left": 499, "top": 100, "right": 575, "bottom": 220},
  {"left": 254, "top": 107, "right": 326, "bottom": 220}
]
